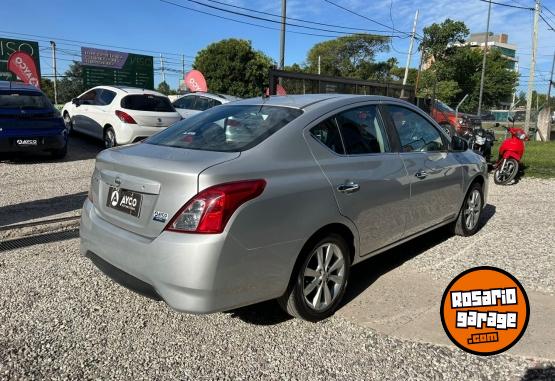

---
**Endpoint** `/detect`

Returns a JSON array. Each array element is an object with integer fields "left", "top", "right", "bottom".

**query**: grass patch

[{"left": 491, "top": 140, "right": 555, "bottom": 178}]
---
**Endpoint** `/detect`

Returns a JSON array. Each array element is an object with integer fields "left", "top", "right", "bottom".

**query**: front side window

[
  {"left": 335, "top": 105, "right": 390, "bottom": 154},
  {"left": 310, "top": 119, "right": 344, "bottom": 154},
  {"left": 387, "top": 105, "right": 445, "bottom": 152},
  {"left": 79, "top": 90, "right": 98, "bottom": 105},
  {"left": 173, "top": 95, "right": 195, "bottom": 109},
  {"left": 146, "top": 105, "right": 303, "bottom": 152}
]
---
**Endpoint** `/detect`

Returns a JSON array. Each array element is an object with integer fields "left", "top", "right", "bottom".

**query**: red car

[{"left": 431, "top": 100, "right": 482, "bottom": 137}]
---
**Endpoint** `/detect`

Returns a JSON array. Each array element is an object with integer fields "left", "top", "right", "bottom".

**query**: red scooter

[{"left": 493, "top": 120, "right": 528, "bottom": 185}]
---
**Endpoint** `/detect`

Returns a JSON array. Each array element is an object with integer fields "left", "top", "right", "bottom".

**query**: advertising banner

[
  {"left": 81, "top": 47, "right": 153, "bottom": 89},
  {"left": 184, "top": 70, "right": 207, "bottom": 92},
  {"left": 0, "top": 37, "right": 41, "bottom": 85}
]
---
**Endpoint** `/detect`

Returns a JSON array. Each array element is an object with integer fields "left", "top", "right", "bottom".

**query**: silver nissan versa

[{"left": 80, "top": 94, "right": 488, "bottom": 321}]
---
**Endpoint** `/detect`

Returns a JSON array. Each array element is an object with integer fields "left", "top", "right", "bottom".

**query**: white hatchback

[
  {"left": 62, "top": 86, "right": 182, "bottom": 148},
  {"left": 172, "top": 92, "right": 240, "bottom": 119}
]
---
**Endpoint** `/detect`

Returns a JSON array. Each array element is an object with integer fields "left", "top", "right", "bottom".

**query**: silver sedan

[{"left": 80, "top": 94, "right": 488, "bottom": 321}]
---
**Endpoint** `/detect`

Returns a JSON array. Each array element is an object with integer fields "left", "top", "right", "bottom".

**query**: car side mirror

[
  {"left": 507, "top": 116, "right": 514, "bottom": 123},
  {"left": 494, "top": 122, "right": 500, "bottom": 127},
  {"left": 71, "top": 98, "right": 80, "bottom": 106},
  {"left": 451, "top": 135, "right": 468, "bottom": 152}
]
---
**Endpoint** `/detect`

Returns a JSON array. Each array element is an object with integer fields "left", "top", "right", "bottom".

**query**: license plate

[
  {"left": 106, "top": 187, "right": 142, "bottom": 218},
  {"left": 16, "top": 139, "right": 38, "bottom": 146}
]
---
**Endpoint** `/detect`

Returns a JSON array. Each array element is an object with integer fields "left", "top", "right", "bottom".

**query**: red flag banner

[
  {"left": 264, "top": 84, "right": 287, "bottom": 96},
  {"left": 7, "top": 51, "right": 40, "bottom": 88},
  {"left": 184, "top": 70, "right": 207, "bottom": 92}
]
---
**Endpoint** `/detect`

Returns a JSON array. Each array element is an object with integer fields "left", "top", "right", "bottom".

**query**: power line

[
  {"left": 160, "top": 0, "right": 398, "bottom": 38},
  {"left": 477, "top": 0, "right": 533, "bottom": 10},
  {"left": 322, "top": 0, "right": 418, "bottom": 38},
  {"left": 539, "top": 13, "right": 555, "bottom": 31},
  {"left": 201, "top": 0, "right": 397, "bottom": 34}
]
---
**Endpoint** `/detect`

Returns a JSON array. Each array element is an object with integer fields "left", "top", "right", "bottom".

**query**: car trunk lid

[{"left": 92, "top": 143, "right": 240, "bottom": 238}]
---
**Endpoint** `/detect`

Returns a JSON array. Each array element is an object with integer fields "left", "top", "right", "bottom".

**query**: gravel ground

[
  {"left": 0, "top": 238, "right": 554, "bottom": 380},
  {"left": 1, "top": 138, "right": 554, "bottom": 379},
  {"left": 398, "top": 177, "right": 555, "bottom": 295}
]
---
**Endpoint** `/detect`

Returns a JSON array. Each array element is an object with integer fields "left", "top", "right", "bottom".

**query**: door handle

[
  {"left": 415, "top": 171, "right": 428, "bottom": 179},
  {"left": 337, "top": 182, "right": 360, "bottom": 194}
]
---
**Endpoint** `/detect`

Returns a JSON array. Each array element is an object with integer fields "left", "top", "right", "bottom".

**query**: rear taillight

[
  {"left": 115, "top": 110, "right": 137, "bottom": 124},
  {"left": 165, "top": 180, "right": 266, "bottom": 234}
]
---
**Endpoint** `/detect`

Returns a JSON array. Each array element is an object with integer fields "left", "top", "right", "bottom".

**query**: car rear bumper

[
  {"left": 0, "top": 133, "right": 67, "bottom": 153},
  {"left": 116, "top": 123, "right": 170, "bottom": 145},
  {"left": 80, "top": 199, "right": 299, "bottom": 313}
]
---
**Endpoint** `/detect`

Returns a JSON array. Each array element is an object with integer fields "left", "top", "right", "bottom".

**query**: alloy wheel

[
  {"left": 302, "top": 243, "right": 346, "bottom": 312},
  {"left": 463, "top": 189, "right": 482, "bottom": 230}
]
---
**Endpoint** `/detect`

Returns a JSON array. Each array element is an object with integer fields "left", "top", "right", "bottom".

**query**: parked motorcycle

[
  {"left": 493, "top": 120, "right": 528, "bottom": 185},
  {"left": 464, "top": 127, "right": 496, "bottom": 162}
]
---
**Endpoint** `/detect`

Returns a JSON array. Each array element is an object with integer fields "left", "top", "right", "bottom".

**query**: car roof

[
  {"left": 93, "top": 85, "right": 166, "bottom": 97},
  {"left": 0, "top": 81, "right": 43, "bottom": 93},
  {"left": 228, "top": 94, "right": 394, "bottom": 110},
  {"left": 181, "top": 92, "right": 241, "bottom": 102}
]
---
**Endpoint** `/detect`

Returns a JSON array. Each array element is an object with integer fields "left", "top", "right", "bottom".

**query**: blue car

[{"left": 0, "top": 81, "right": 68, "bottom": 158}]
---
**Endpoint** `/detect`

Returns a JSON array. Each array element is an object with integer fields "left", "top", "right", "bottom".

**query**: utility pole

[
  {"left": 181, "top": 54, "right": 185, "bottom": 79},
  {"left": 279, "top": 0, "right": 286, "bottom": 70},
  {"left": 477, "top": 0, "right": 492, "bottom": 117},
  {"left": 50, "top": 41, "right": 58, "bottom": 104},
  {"left": 401, "top": 9, "right": 419, "bottom": 99},
  {"left": 318, "top": 55, "right": 321, "bottom": 75},
  {"left": 548, "top": 50, "right": 555, "bottom": 107},
  {"left": 525, "top": 0, "right": 540, "bottom": 134},
  {"left": 160, "top": 53, "right": 166, "bottom": 83}
]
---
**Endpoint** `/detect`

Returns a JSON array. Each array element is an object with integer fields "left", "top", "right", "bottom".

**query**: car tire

[
  {"left": 452, "top": 182, "right": 483, "bottom": 237},
  {"left": 278, "top": 233, "right": 351, "bottom": 321},
  {"left": 104, "top": 126, "right": 117, "bottom": 149},
  {"left": 63, "top": 112, "right": 73, "bottom": 134}
]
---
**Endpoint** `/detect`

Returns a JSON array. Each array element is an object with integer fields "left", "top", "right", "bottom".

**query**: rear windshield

[
  {"left": 0, "top": 91, "right": 53, "bottom": 110},
  {"left": 145, "top": 105, "right": 303, "bottom": 152},
  {"left": 120, "top": 94, "right": 174, "bottom": 112}
]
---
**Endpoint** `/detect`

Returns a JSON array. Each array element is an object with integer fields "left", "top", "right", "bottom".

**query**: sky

[{"left": 1, "top": 0, "right": 555, "bottom": 94}]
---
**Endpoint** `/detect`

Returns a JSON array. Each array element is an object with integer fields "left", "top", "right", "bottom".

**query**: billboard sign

[
  {"left": 81, "top": 47, "right": 154, "bottom": 89},
  {"left": 0, "top": 37, "right": 41, "bottom": 85}
]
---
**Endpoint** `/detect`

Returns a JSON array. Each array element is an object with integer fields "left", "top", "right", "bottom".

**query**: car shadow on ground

[
  {"left": 229, "top": 204, "right": 496, "bottom": 326},
  {"left": 521, "top": 366, "right": 555, "bottom": 381},
  {"left": 0, "top": 191, "right": 88, "bottom": 227},
  {"left": 0, "top": 134, "right": 104, "bottom": 164}
]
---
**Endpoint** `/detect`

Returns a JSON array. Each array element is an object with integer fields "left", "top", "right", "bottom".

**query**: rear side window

[
  {"left": 310, "top": 119, "right": 344, "bottom": 154},
  {"left": 146, "top": 105, "right": 303, "bottom": 152},
  {"left": 194, "top": 97, "right": 211, "bottom": 111},
  {"left": 98, "top": 89, "right": 116, "bottom": 105},
  {"left": 335, "top": 105, "right": 390, "bottom": 154},
  {"left": 121, "top": 94, "right": 174, "bottom": 112},
  {"left": 0, "top": 91, "right": 53, "bottom": 110}
]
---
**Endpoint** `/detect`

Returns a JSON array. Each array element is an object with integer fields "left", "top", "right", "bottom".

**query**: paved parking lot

[{"left": 1, "top": 135, "right": 554, "bottom": 380}]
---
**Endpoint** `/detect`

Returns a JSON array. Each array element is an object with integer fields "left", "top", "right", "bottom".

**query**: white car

[
  {"left": 62, "top": 86, "right": 182, "bottom": 148},
  {"left": 172, "top": 92, "right": 240, "bottom": 119}
]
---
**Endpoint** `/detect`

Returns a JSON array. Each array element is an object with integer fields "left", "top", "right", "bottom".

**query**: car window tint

[
  {"left": 120, "top": 94, "right": 174, "bottom": 112},
  {"left": 335, "top": 105, "right": 390, "bottom": 154},
  {"left": 310, "top": 119, "right": 344, "bottom": 154},
  {"left": 195, "top": 97, "right": 211, "bottom": 111},
  {"left": 387, "top": 105, "right": 445, "bottom": 152},
  {"left": 0, "top": 91, "right": 53, "bottom": 110},
  {"left": 146, "top": 105, "right": 302, "bottom": 152},
  {"left": 79, "top": 90, "right": 98, "bottom": 105},
  {"left": 210, "top": 99, "right": 222, "bottom": 107},
  {"left": 98, "top": 89, "right": 116, "bottom": 106},
  {"left": 174, "top": 96, "right": 194, "bottom": 109}
]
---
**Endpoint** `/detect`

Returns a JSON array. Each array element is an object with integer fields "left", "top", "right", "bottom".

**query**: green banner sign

[
  {"left": 0, "top": 37, "right": 41, "bottom": 82},
  {"left": 82, "top": 47, "right": 153, "bottom": 89}
]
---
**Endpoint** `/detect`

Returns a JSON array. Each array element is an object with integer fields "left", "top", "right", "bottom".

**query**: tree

[
  {"left": 57, "top": 62, "right": 85, "bottom": 103},
  {"left": 420, "top": 19, "right": 469, "bottom": 61},
  {"left": 193, "top": 39, "right": 274, "bottom": 97},
  {"left": 306, "top": 34, "right": 390, "bottom": 77},
  {"left": 40, "top": 78, "right": 55, "bottom": 103},
  {"left": 157, "top": 81, "right": 171, "bottom": 95}
]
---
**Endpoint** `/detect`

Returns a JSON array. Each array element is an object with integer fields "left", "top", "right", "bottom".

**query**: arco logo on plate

[{"left": 440, "top": 266, "right": 529, "bottom": 356}]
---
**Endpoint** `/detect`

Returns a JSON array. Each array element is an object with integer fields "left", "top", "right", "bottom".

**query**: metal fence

[{"left": 268, "top": 69, "right": 415, "bottom": 101}]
